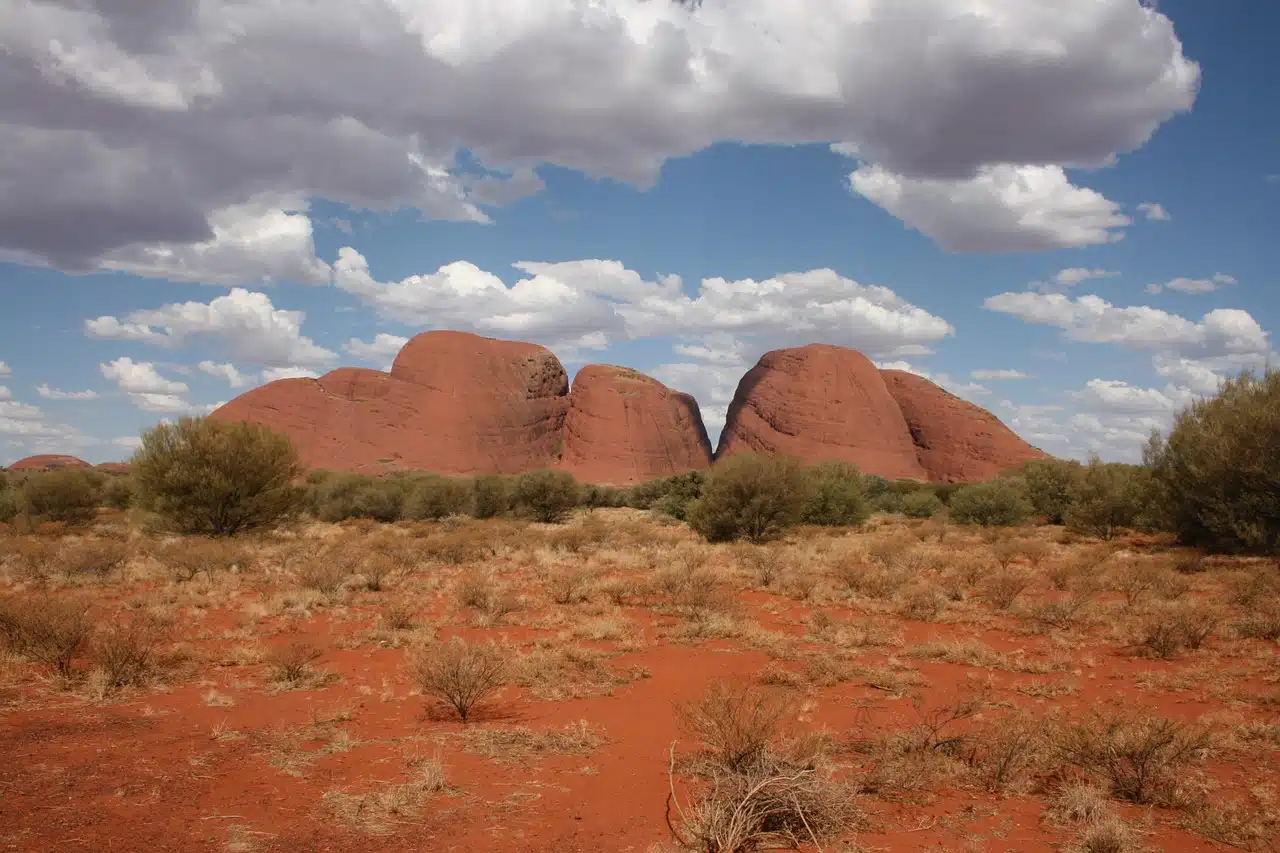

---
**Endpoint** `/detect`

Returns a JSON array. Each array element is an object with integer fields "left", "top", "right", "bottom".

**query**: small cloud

[
  {"left": 113, "top": 436, "right": 142, "bottom": 450},
  {"left": 0, "top": 362, "right": 10, "bottom": 377},
  {"left": 971, "top": 369, "right": 1032, "bottom": 381},
  {"left": 1032, "top": 268, "right": 1118, "bottom": 292},
  {"left": 1265, "top": 174, "right": 1280, "bottom": 185},
  {"left": 1147, "top": 273, "right": 1236, "bottom": 295},
  {"left": 36, "top": 384, "right": 101, "bottom": 401},
  {"left": 1137, "top": 202, "right": 1171, "bottom": 221},
  {"left": 261, "top": 366, "right": 320, "bottom": 382}
]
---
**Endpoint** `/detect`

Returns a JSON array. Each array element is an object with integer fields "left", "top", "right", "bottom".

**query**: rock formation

[
  {"left": 211, "top": 331, "right": 571, "bottom": 476},
  {"left": 7, "top": 454, "right": 91, "bottom": 471},
  {"left": 717, "top": 345, "right": 1045, "bottom": 482},
  {"left": 880, "top": 369, "right": 1046, "bottom": 482},
  {"left": 210, "top": 333, "right": 1047, "bottom": 485},
  {"left": 716, "top": 345, "right": 929, "bottom": 481},
  {"left": 561, "top": 365, "right": 713, "bottom": 484}
]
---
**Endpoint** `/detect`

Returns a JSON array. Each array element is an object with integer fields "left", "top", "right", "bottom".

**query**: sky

[{"left": 1, "top": 0, "right": 1277, "bottom": 467}]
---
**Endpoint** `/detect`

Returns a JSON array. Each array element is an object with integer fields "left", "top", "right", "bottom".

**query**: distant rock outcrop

[
  {"left": 211, "top": 331, "right": 571, "bottom": 476},
  {"left": 561, "top": 364, "right": 713, "bottom": 484},
  {"left": 880, "top": 369, "right": 1047, "bottom": 483},
  {"left": 210, "top": 333, "right": 1047, "bottom": 485},
  {"left": 716, "top": 345, "right": 929, "bottom": 481},
  {"left": 7, "top": 454, "right": 91, "bottom": 471},
  {"left": 716, "top": 345, "right": 1045, "bottom": 482}
]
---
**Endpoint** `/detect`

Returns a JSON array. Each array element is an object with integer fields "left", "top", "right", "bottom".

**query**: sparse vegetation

[
  {"left": 949, "top": 478, "right": 1033, "bottom": 526},
  {"left": 410, "top": 637, "right": 507, "bottom": 723}
]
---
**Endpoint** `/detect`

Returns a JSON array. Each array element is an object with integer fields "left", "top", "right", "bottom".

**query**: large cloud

[
  {"left": 0, "top": 0, "right": 1199, "bottom": 266},
  {"left": 333, "top": 251, "right": 954, "bottom": 357},
  {"left": 85, "top": 288, "right": 338, "bottom": 368}
]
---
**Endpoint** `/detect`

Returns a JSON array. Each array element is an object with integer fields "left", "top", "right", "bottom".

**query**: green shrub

[
  {"left": 582, "top": 483, "right": 625, "bottom": 509},
  {"left": 406, "top": 475, "right": 472, "bottom": 520},
  {"left": 131, "top": 417, "right": 303, "bottom": 536},
  {"left": 310, "top": 472, "right": 408, "bottom": 522},
  {"left": 901, "top": 489, "right": 944, "bottom": 519},
  {"left": 21, "top": 469, "right": 103, "bottom": 525},
  {"left": 0, "top": 476, "right": 19, "bottom": 523},
  {"left": 513, "top": 469, "right": 581, "bottom": 523},
  {"left": 1022, "top": 458, "right": 1081, "bottom": 524},
  {"left": 949, "top": 478, "right": 1032, "bottom": 527},
  {"left": 800, "top": 460, "right": 869, "bottom": 526},
  {"left": 1146, "top": 370, "right": 1280, "bottom": 553},
  {"left": 687, "top": 454, "right": 807, "bottom": 543},
  {"left": 102, "top": 476, "right": 135, "bottom": 510},
  {"left": 471, "top": 475, "right": 510, "bottom": 520},
  {"left": 625, "top": 471, "right": 706, "bottom": 519},
  {"left": 1064, "top": 458, "right": 1153, "bottom": 540}
]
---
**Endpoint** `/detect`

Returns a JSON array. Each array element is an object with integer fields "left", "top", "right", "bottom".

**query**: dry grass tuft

[
  {"left": 461, "top": 720, "right": 604, "bottom": 761},
  {"left": 0, "top": 594, "right": 92, "bottom": 679},
  {"left": 265, "top": 641, "right": 332, "bottom": 689},
  {"left": 1052, "top": 714, "right": 1211, "bottom": 805},
  {"left": 321, "top": 758, "right": 448, "bottom": 835}
]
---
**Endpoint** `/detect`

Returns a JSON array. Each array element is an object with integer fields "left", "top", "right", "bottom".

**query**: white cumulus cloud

[
  {"left": 971, "top": 369, "right": 1032, "bottom": 381},
  {"left": 198, "top": 361, "right": 254, "bottom": 388},
  {"left": 85, "top": 288, "right": 337, "bottom": 367},
  {"left": 344, "top": 334, "right": 411, "bottom": 369},
  {"left": 100, "top": 357, "right": 189, "bottom": 395},
  {"left": 1137, "top": 202, "right": 1171, "bottom": 221},
  {"left": 1146, "top": 273, "right": 1236, "bottom": 294},
  {"left": 845, "top": 163, "right": 1131, "bottom": 252}
]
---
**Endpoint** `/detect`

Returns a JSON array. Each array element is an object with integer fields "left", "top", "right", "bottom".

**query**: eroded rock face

[
  {"left": 211, "top": 331, "right": 571, "bottom": 475},
  {"left": 561, "top": 364, "right": 713, "bottom": 485},
  {"left": 880, "top": 369, "right": 1046, "bottom": 483},
  {"left": 8, "top": 454, "right": 91, "bottom": 471},
  {"left": 716, "top": 345, "right": 929, "bottom": 481}
]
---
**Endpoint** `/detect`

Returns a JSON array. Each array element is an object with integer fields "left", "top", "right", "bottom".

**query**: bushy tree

[
  {"left": 1064, "top": 457, "right": 1153, "bottom": 540},
  {"left": 513, "top": 469, "right": 581, "bottom": 523},
  {"left": 800, "top": 460, "right": 869, "bottom": 526},
  {"left": 21, "top": 469, "right": 103, "bottom": 525},
  {"left": 0, "top": 473, "right": 19, "bottom": 523},
  {"left": 901, "top": 489, "right": 944, "bottom": 519},
  {"left": 949, "top": 478, "right": 1032, "bottom": 527},
  {"left": 1021, "top": 458, "right": 1081, "bottom": 524},
  {"left": 102, "top": 476, "right": 135, "bottom": 510},
  {"left": 471, "top": 475, "right": 510, "bottom": 520},
  {"left": 132, "top": 417, "right": 303, "bottom": 536},
  {"left": 1145, "top": 370, "right": 1280, "bottom": 553},
  {"left": 687, "top": 454, "right": 807, "bottom": 543},
  {"left": 406, "top": 475, "right": 473, "bottom": 520}
]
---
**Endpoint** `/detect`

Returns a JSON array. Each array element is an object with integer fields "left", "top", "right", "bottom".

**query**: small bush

[
  {"left": 102, "top": 476, "right": 135, "bottom": 510},
  {"left": 1053, "top": 714, "right": 1211, "bottom": 805},
  {"left": 406, "top": 475, "right": 472, "bottom": 521},
  {"left": 157, "top": 537, "right": 244, "bottom": 582},
  {"left": 132, "top": 417, "right": 303, "bottom": 536},
  {"left": 21, "top": 469, "right": 103, "bottom": 525},
  {"left": 949, "top": 479, "right": 1033, "bottom": 527},
  {"left": 901, "top": 490, "right": 944, "bottom": 519},
  {"left": 93, "top": 617, "right": 168, "bottom": 689},
  {"left": 311, "top": 473, "right": 408, "bottom": 522},
  {"left": 734, "top": 545, "right": 789, "bottom": 588},
  {"left": 675, "top": 680, "right": 791, "bottom": 772},
  {"left": 513, "top": 469, "right": 581, "bottom": 524},
  {"left": 799, "top": 460, "right": 869, "bottom": 526},
  {"left": 687, "top": 454, "right": 807, "bottom": 543},
  {"left": 0, "top": 485, "right": 20, "bottom": 524},
  {"left": 1065, "top": 458, "right": 1154, "bottom": 540},
  {"left": 0, "top": 595, "right": 93, "bottom": 679},
  {"left": 411, "top": 637, "right": 508, "bottom": 723},
  {"left": 266, "top": 641, "right": 325, "bottom": 687},
  {"left": 57, "top": 539, "right": 131, "bottom": 579},
  {"left": 471, "top": 475, "right": 510, "bottom": 519},
  {"left": 979, "top": 568, "right": 1033, "bottom": 610},
  {"left": 1022, "top": 458, "right": 1081, "bottom": 525}
]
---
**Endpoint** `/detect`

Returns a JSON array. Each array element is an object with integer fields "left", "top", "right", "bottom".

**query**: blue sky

[{"left": 1, "top": 0, "right": 1276, "bottom": 466}]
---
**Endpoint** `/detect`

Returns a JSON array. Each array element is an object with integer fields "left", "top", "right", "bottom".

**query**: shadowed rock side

[
  {"left": 716, "top": 345, "right": 929, "bottom": 481},
  {"left": 210, "top": 331, "right": 571, "bottom": 475},
  {"left": 7, "top": 454, "right": 91, "bottom": 471},
  {"left": 880, "top": 369, "right": 1047, "bottom": 483},
  {"left": 561, "top": 364, "right": 713, "bottom": 485}
]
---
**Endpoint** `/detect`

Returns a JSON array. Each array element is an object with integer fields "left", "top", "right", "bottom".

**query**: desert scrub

[
  {"left": 0, "top": 594, "right": 93, "bottom": 679},
  {"left": 265, "top": 641, "right": 332, "bottom": 689},
  {"left": 322, "top": 758, "right": 448, "bottom": 835},
  {"left": 91, "top": 615, "right": 170, "bottom": 690},
  {"left": 410, "top": 637, "right": 507, "bottom": 722},
  {"left": 686, "top": 454, "right": 808, "bottom": 543},
  {"left": 1052, "top": 713, "right": 1212, "bottom": 805}
]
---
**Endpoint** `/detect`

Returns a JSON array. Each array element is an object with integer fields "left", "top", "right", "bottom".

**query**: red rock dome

[{"left": 7, "top": 454, "right": 91, "bottom": 471}]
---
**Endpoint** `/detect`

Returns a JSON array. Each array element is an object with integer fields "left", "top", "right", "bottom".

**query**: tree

[
  {"left": 949, "top": 478, "right": 1032, "bottom": 527},
  {"left": 513, "top": 469, "right": 581, "bottom": 523},
  {"left": 1064, "top": 457, "right": 1152, "bottom": 540},
  {"left": 471, "top": 475, "right": 510, "bottom": 520},
  {"left": 800, "top": 460, "right": 869, "bottom": 526},
  {"left": 901, "top": 489, "right": 943, "bottom": 519},
  {"left": 1021, "top": 458, "right": 1081, "bottom": 524},
  {"left": 132, "top": 417, "right": 304, "bottom": 536},
  {"left": 687, "top": 454, "right": 807, "bottom": 543},
  {"left": 406, "top": 475, "right": 473, "bottom": 520},
  {"left": 1145, "top": 370, "right": 1280, "bottom": 553}
]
